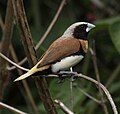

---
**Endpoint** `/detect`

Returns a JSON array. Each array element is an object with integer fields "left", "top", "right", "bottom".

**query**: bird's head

[{"left": 62, "top": 22, "right": 95, "bottom": 40}]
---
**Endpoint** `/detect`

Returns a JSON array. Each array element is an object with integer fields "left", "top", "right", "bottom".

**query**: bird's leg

[
  {"left": 69, "top": 67, "right": 78, "bottom": 82},
  {"left": 70, "top": 67, "right": 74, "bottom": 82},
  {"left": 54, "top": 70, "right": 78, "bottom": 83}
]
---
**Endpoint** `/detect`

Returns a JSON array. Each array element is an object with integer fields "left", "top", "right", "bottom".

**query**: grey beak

[{"left": 86, "top": 23, "right": 96, "bottom": 32}]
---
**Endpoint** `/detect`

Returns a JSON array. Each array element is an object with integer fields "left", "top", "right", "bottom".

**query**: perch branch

[
  {"left": 78, "top": 73, "right": 118, "bottom": 114},
  {"left": 55, "top": 100, "right": 74, "bottom": 114},
  {"left": 0, "top": 52, "right": 29, "bottom": 71},
  {"left": 8, "top": 0, "right": 66, "bottom": 70},
  {"left": 47, "top": 72, "right": 118, "bottom": 114},
  {"left": 0, "top": 102, "right": 27, "bottom": 114},
  {"left": 0, "top": 52, "right": 118, "bottom": 114}
]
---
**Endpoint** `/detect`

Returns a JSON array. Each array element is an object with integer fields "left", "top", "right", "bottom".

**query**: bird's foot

[
  {"left": 69, "top": 72, "right": 78, "bottom": 82},
  {"left": 57, "top": 71, "right": 78, "bottom": 83},
  {"left": 54, "top": 71, "right": 78, "bottom": 83}
]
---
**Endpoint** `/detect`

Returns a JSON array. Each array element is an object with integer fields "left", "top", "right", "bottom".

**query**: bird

[{"left": 14, "top": 22, "right": 95, "bottom": 82}]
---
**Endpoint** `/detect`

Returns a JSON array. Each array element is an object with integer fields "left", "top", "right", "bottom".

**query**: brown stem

[
  {"left": 12, "top": 0, "right": 57, "bottom": 113},
  {"left": 0, "top": 0, "right": 14, "bottom": 100},
  {"left": 8, "top": 0, "right": 66, "bottom": 70},
  {"left": 10, "top": 45, "right": 39, "bottom": 114}
]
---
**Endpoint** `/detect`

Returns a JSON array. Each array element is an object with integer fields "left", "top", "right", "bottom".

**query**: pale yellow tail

[
  {"left": 14, "top": 67, "right": 37, "bottom": 82},
  {"left": 14, "top": 65, "right": 50, "bottom": 82}
]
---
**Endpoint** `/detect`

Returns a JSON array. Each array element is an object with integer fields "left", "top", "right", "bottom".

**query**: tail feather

[
  {"left": 14, "top": 67, "right": 36, "bottom": 82},
  {"left": 14, "top": 65, "right": 50, "bottom": 82}
]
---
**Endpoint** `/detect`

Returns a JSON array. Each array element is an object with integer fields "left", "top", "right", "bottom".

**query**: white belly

[{"left": 51, "top": 55, "right": 84, "bottom": 72}]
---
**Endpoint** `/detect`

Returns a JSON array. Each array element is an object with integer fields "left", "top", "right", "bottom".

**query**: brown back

[{"left": 37, "top": 37, "right": 86, "bottom": 68}]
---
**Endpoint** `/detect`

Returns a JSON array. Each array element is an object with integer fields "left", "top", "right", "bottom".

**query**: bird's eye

[
  {"left": 81, "top": 25, "right": 84, "bottom": 28},
  {"left": 80, "top": 25, "right": 86, "bottom": 30}
]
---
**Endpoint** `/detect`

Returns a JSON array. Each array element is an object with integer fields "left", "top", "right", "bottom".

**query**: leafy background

[{"left": 0, "top": 0, "right": 120, "bottom": 114}]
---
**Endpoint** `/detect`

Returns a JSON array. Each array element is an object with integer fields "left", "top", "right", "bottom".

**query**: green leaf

[{"left": 109, "top": 21, "right": 120, "bottom": 54}]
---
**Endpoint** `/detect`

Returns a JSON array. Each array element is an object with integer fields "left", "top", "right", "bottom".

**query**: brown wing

[{"left": 37, "top": 37, "right": 81, "bottom": 68}]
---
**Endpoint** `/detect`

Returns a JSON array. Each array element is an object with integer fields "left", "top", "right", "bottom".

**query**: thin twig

[
  {"left": 55, "top": 100, "right": 74, "bottom": 114},
  {"left": 0, "top": 102, "right": 27, "bottom": 114},
  {"left": 90, "top": 45, "right": 108, "bottom": 114},
  {"left": 0, "top": 52, "right": 29, "bottom": 71},
  {"left": 7, "top": 58, "right": 27, "bottom": 70},
  {"left": 78, "top": 73, "right": 118, "bottom": 114},
  {"left": 47, "top": 72, "right": 118, "bottom": 114},
  {"left": 77, "top": 87, "right": 101, "bottom": 104},
  {"left": 12, "top": 0, "right": 57, "bottom": 113},
  {"left": 8, "top": 0, "right": 66, "bottom": 70}
]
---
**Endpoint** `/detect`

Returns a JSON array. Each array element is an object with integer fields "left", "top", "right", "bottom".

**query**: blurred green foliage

[{"left": 0, "top": 0, "right": 120, "bottom": 114}]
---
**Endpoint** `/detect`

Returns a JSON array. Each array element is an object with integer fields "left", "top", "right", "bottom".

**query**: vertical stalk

[
  {"left": 12, "top": 0, "right": 57, "bottom": 113},
  {"left": 0, "top": 0, "right": 14, "bottom": 99}
]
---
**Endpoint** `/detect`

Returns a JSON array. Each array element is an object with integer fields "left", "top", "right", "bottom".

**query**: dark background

[{"left": 0, "top": 0, "right": 120, "bottom": 114}]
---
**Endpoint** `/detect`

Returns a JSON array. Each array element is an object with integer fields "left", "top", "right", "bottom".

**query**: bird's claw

[
  {"left": 56, "top": 71, "right": 78, "bottom": 83},
  {"left": 70, "top": 72, "right": 78, "bottom": 82}
]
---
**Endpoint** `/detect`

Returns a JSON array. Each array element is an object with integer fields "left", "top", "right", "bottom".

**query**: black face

[{"left": 73, "top": 24, "right": 88, "bottom": 40}]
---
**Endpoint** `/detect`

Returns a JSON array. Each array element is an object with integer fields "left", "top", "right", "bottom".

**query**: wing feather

[{"left": 37, "top": 37, "right": 81, "bottom": 68}]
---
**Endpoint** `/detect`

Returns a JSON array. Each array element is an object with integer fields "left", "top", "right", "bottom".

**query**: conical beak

[{"left": 86, "top": 23, "right": 96, "bottom": 32}]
